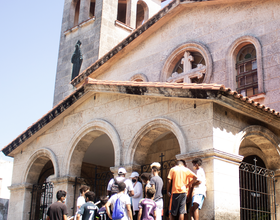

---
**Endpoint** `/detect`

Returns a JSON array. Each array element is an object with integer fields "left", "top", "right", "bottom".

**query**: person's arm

[
  {"left": 126, "top": 204, "right": 133, "bottom": 220},
  {"left": 63, "top": 214, "right": 68, "bottom": 220},
  {"left": 167, "top": 178, "right": 172, "bottom": 197},
  {"left": 46, "top": 216, "right": 50, "bottom": 220},
  {"left": 105, "top": 201, "right": 112, "bottom": 219},
  {"left": 153, "top": 210, "right": 156, "bottom": 220},
  {"left": 76, "top": 214, "right": 81, "bottom": 220},
  {"left": 137, "top": 208, "right": 142, "bottom": 220}
]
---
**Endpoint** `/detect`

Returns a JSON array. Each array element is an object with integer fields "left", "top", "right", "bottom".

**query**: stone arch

[
  {"left": 161, "top": 41, "right": 213, "bottom": 83},
  {"left": 23, "top": 148, "right": 58, "bottom": 184},
  {"left": 125, "top": 118, "right": 186, "bottom": 165},
  {"left": 64, "top": 119, "right": 122, "bottom": 177},
  {"left": 226, "top": 35, "right": 264, "bottom": 93},
  {"left": 236, "top": 125, "right": 280, "bottom": 170},
  {"left": 129, "top": 73, "right": 149, "bottom": 82},
  {"left": 136, "top": 0, "right": 149, "bottom": 28}
]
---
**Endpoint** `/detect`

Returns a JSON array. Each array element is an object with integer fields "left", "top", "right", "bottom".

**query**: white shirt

[
  {"left": 77, "top": 195, "right": 85, "bottom": 208},
  {"left": 193, "top": 168, "right": 206, "bottom": 197},
  {"left": 107, "top": 177, "right": 134, "bottom": 195},
  {"left": 108, "top": 193, "right": 131, "bottom": 220},
  {"left": 131, "top": 182, "right": 143, "bottom": 213}
]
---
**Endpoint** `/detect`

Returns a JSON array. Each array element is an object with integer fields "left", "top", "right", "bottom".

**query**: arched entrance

[
  {"left": 25, "top": 150, "right": 57, "bottom": 220},
  {"left": 238, "top": 126, "right": 279, "bottom": 220},
  {"left": 130, "top": 119, "right": 184, "bottom": 219}
]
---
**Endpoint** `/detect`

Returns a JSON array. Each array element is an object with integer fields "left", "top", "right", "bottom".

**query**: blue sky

[{"left": 0, "top": 0, "right": 172, "bottom": 161}]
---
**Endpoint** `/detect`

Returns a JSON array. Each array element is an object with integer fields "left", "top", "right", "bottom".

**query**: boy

[
  {"left": 97, "top": 196, "right": 109, "bottom": 220},
  {"left": 77, "top": 191, "right": 99, "bottom": 220},
  {"left": 46, "top": 190, "right": 68, "bottom": 220},
  {"left": 138, "top": 187, "right": 157, "bottom": 220},
  {"left": 190, "top": 158, "right": 206, "bottom": 220},
  {"left": 105, "top": 182, "right": 133, "bottom": 220}
]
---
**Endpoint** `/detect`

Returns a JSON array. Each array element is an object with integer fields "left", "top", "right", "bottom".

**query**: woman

[{"left": 130, "top": 172, "right": 143, "bottom": 220}]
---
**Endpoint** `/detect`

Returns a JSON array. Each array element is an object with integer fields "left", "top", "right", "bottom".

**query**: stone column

[
  {"left": 50, "top": 176, "right": 77, "bottom": 217},
  {"left": 177, "top": 149, "right": 243, "bottom": 220},
  {"left": 126, "top": 0, "right": 137, "bottom": 28},
  {"left": 79, "top": 0, "right": 91, "bottom": 23},
  {"left": 7, "top": 183, "right": 32, "bottom": 220}
]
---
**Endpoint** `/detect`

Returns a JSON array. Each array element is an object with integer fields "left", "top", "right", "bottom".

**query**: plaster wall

[{"left": 96, "top": 0, "right": 280, "bottom": 110}]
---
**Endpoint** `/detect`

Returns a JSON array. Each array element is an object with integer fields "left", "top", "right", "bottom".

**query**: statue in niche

[
  {"left": 167, "top": 51, "right": 206, "bottom": 83},
  {"left": 71, "top": 40, "right": 83, "bottom": 80}
]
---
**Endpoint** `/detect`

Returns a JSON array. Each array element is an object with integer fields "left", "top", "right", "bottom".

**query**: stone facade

[{"left": 3, "top": 0, "right": 280, "bottom": 220}]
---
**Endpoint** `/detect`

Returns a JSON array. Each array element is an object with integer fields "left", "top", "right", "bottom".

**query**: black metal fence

[
  {"left": 29, "top": 182, "right": 54, "bottom": 220},
  {"left": 239, "top": 161, "right": 276, "bottom": 220}
]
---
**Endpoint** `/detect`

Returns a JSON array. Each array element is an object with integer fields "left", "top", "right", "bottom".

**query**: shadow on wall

[{"left": 0, "top": 198, "right": 8, "bottom": 220}]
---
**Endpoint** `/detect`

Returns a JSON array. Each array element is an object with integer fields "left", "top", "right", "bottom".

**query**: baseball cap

[
  {"left": 130, "top": 172, "right": 139, "bottom": 178},
  {"left": 118, "top": 167, "right": 127, "bottom": 174}
]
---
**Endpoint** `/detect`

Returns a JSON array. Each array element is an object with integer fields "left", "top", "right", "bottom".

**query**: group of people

[{"left": 46, "top": 158, "right": 206, "bottom": 220}]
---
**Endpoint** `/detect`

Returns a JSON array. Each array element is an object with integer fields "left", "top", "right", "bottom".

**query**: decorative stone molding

[
  {"left": 23, "top": 148, "right": 59, "bottom": 184},
  {"left": 129, "top": 73, "right": 149, "bottom": 82},
  {"left": 64, "top": 17, "right": 95, "bottom": 35},
  {"left": 8, "top": 183, "right": 33, "bottom": 191},
  {"left": 64, "top": 119, "right": 122, "bottom": 176},
  {"left": 161, "top": 41, "right": 213, "bottom": 83},
  {"left": 115, "top": 20, "right": 134, "bottom": 32},
  {"left": 49, "top": 176, "right": 77, "bottom": 184},
  {"left": 125, "top": 118, "right": 187, "bottom": 165},
  {"left": 2, "top": 87, "right": 85, "bottom": 156},
  {"left": 226, "top": 35, "right": 264, "bottom": 93},
  {"left": 176, "top": 148, "right": 244, "bottom": 164}
]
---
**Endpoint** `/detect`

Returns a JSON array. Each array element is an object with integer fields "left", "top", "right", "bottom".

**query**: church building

[{"left": 2, "top": 0, "right": 280, "bottom": 219}]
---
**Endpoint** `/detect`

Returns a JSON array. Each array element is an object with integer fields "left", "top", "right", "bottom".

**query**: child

[
  {"left": 97, "top": 196, "right": 109, "bottom": 220},
  {"left": 138, "top": 187, "right": 157, "bottom": 220},
  {"left": 190, "top": 158, "right": 206, "bottom": 220},
  {"left": 140, "top": 173, "right": 151, "bottom": 198},
  {"left": 77, "top": 191, "right": 99, "bottom": 220}
]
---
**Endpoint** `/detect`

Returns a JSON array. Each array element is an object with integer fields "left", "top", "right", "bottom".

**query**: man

[
  {"left": 77, "top": 191, "right": 99, "bottom": 220},
  {"left": 149, "top": 162, "right": 163, "bottom": 220},
  {"left": 138, "top": 187, "right": 157, "bottom": 220},
  {"left": 46, "top": 190, "right": 68, "bottom": 220},
  {"left": 105, "top": 182, "right": 133, "bottom": 220},
  {"left": 167, "top": 160, "right": 197, "bottom": 220},
  {"left": 107, "top": 167, "right": 134, "bottom": 197}
]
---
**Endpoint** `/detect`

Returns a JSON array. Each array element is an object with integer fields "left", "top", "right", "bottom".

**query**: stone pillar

[
  {"left": 177, "top": 149, "right": 243, "bottom": 220},
  {"left": 126, "top": 0, "right": 137, "bottom": 28},
  {"left": 7, "top": 184, "right": 31, "bottom": 220},
  {"left": 274, "top": 170, "right": 280, "bottom": 218},
  {"left": 79, "top": 0, "right": 91, "bottom": 23},
  {"left": 51, "top": 176, "right": 77, "bottom": 217}
]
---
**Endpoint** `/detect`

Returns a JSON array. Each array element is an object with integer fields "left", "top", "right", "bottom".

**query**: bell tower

[{"left": 53, "top": 0, "right": 163, "bottom": 106}]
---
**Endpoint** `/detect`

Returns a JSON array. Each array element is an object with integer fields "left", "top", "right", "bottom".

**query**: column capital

[{"left": 176, "top": 148, "right": 244, "bottom": 165}]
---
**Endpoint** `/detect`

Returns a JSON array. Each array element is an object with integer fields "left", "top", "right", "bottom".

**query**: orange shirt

[{"left": 167, "top": 165, "right": 196, "bottom": 194}]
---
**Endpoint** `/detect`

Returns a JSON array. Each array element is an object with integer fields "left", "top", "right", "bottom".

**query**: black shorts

[{"left": 171, "top": 193, "right": 187, "bottom": 216}]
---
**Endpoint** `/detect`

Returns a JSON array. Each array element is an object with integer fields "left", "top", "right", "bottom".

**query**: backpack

[
  {"left": 112, "top": 195, "right": 125, "bottom": 220},
  {"left": 111, "top": 177, "right": 126, "bottom": 196}
]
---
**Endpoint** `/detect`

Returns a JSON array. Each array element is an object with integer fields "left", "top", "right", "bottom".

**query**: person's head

[
  {"left": 192, "top": 158, "right": 202, "bottom": 170},
  {"left": 118, "top": 182, "right": 126, "bottom": 192},
  {"left": 100, "top": 195, "right": 109, "bottom": 206},
  {"left": 176, "top": 160, "right": 186, "bottom": 167},
  {"left": 140, "top": 173, "right": 151, "bottom": 184},
  {"left": 118, "top": 167, "right": 127, "bottom": 177},
  {"left": 130, "top": 172, "right": 139, "bottom": 183},
  {"left": 150, "top": 162, "right": 161, "bottom": 174},
  {"left": 85, "top": 191, "right": 95, "bottom": 202},
  {"left": 146, "top": 187, "right": 156, "bottom": 199},
  {"left": 56, "top": 190, "right": 67, "bottom": 202},
  {"left": 79, "top": 185, "right": 90, "bottom": 196}
]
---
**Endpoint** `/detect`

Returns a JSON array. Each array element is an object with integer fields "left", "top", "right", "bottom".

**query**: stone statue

[{"left": 71, "top": 40, "right": 83, "bottom": 80}]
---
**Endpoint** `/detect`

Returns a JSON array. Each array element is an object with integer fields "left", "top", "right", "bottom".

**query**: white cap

[
  {"left": 118, "top": 167, "right": 127, "bottom": 174},
  {"left": 150, "top": 162, "right": 161, "bottom": 169},
  {"left": 130, "top": 172, "right": 139, "bottom": 178}
]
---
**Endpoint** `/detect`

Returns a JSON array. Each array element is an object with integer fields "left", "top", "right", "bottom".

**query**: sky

[{"left": 0, "top": 0, "right": 172, "bottom": 161}]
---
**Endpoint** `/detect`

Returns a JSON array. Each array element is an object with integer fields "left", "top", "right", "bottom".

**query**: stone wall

[{"left": 0, "top": 199, "right": 8, "bottom": 220}]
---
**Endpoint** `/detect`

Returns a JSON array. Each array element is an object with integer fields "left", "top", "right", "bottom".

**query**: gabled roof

[
  {"left": 71, "top": 0, "right": 208, "bottom": 87},
  {"left": 2, "top": 78, "right": 280, "bottom": 157}
]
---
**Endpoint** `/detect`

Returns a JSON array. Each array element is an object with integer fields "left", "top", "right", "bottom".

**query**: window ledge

[
  {"left": 115, "top": 20, "right": 134, "bottom": 32},
  {"left": 64, "top": 17, "right": 95, "bottom": 35},
  {"left": 248, "top": 93, "right": 266, "bottom": 101}
]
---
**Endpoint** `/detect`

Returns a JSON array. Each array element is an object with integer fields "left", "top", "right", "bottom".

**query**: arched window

[
  {"left": 236, "top": 45, "right": 258, "bottom": 97},
  {"left": 117, "top": 0, "right": 127, "bottom": 24},
  {"left": 74, "top": 0, "right": 81, "bottom": 26},
  {"left": 89, "top": 0, "right": 96, "bottom": 18},
  {"left": 136, "top": 0, "right": 149, "bottom": 28}
]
